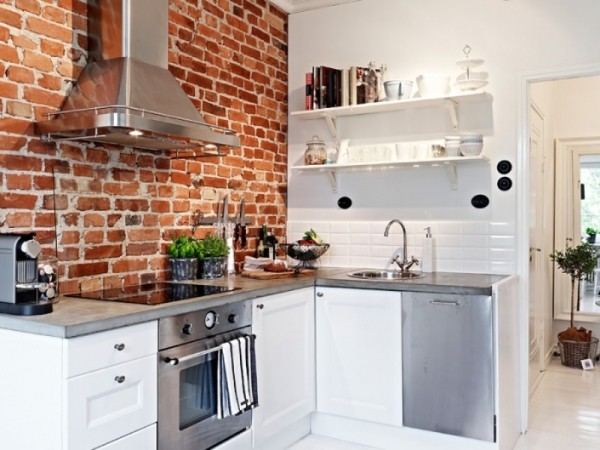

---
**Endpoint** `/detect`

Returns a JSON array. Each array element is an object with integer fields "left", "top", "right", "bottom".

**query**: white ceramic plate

[
  {"left": 456, "top": 58, "right": 484, "bottom": 70},
  {"left": 455, "top": 79, "right": 488, "bottom": 91}
]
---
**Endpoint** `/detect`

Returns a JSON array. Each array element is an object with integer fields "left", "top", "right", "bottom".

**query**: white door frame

[{"left": 517, "top": 63, "right": 600, "bottom": 432}]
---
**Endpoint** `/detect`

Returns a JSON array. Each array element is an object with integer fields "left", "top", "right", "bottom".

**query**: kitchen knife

[
  {"left": 223, "top": 193, "right": 229, "bottom": 233},
  {"left": 240, "top": 198, "right": 247, "bottom": 247},
  {"left": 216, "top": 196, "right": 223, "bottom": 227}
]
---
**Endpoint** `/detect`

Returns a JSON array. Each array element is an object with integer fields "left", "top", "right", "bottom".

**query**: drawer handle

[
  {"left": 114, "top": 375, "right": 126, "bottom": 384},
  {"left": 256, "top": 304, "right": 264, "bottom": 309},
  {"left": 316, "top": 292, "right": 324, "bottom": 297},
  {"left": 114, "top": 343, "right": 125, "bottom": 351},
  {"left": 430, "top": 300, "right": 461, "bottom": 306}
]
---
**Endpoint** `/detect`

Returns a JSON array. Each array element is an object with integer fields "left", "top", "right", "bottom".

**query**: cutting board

[{"left": 241, "top": 269, "right": 313, "bottom": 280}]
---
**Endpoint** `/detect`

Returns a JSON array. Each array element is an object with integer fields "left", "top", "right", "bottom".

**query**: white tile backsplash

[{"left": 289, "top": 220, "right": 516, "bottom": 274}]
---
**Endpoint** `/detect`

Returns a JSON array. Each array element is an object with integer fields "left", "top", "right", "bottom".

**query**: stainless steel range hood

[{"left": 35, "top": 0, "right": 240, "bottom": 151}]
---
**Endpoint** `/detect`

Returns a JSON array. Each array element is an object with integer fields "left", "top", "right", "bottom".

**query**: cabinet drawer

[
  {"left": 96, "top": 424, "right": 156, "bottom": 450},
  {"left": 64, "top": 321, "right": 157, "bottom": 377},
  {"left": 65, "top": 354, "right": 157, "bottom": 450}
]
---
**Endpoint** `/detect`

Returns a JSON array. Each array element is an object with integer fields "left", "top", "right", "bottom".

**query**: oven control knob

[
  {"left": 204, "top": 311, "right": 217, "bottom": 329},
  {"left": 228, "top": 314, "right": 237, "bottom": 324},
  {"left": 182, "top": 323, "right": 193, "bottom": 335}
]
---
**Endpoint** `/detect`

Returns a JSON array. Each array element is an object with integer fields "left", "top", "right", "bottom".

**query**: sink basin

[{"left": 347, "top": 270, "right": 424, "bottom": 280}]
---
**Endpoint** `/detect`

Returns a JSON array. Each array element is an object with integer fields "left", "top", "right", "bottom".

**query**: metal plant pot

[
  {"left": 201, "top": 257, "right": 225, "bottom": 279},
  {"left": 170, "top": 258, "right": 199, "bottom": 281}
]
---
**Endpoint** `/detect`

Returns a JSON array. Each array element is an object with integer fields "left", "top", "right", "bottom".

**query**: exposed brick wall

[{"left": 0, "top": 0, "right": 288, "bottom": 293}]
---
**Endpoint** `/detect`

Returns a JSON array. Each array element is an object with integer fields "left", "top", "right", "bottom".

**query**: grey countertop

[{"left": 0, "top": 268, "right": 508, "bottom": 338}]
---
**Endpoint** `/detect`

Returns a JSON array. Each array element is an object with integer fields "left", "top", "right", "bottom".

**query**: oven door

[{"left": 158, "top": 327, "right": 252, "bottom": 450}]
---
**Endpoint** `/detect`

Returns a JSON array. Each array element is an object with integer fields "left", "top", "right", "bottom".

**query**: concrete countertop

[{"left": 0, "top": 268, "right": 507, "bottom": 338}]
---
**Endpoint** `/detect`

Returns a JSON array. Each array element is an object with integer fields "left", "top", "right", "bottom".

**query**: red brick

[
  {"left": 84, "top": 230, "right": 104, "bottom": 244},
  {"left": 76, "top": 197, "right": 111, "bottom": 211},
  {"left": 34, "top": 212, "right": 55, "bottom": 227},
  {"left": 6, "top": 174, "right": 32, "bottom": 190},
  {"left": 0, "top": 193, "right": 37, "bottom": 209},
  {"left": 126, "top": 242, "right": 159, "bottom": 256},
  {"left": 69, "top": 261, "right": 108, "bottom": 278},
  {"left": 85, "top": 245, "right": 122, "bottom": 260},
  {"left": 0, "top": 80, "right": 18, "bottom": 99},
  {"left": 60, "top": 230, "right": 81, "bottom": 245},
  {"left": 83, "top": 213, "right": 105, "bottom": 227},
  {"left": 23, "top": 85, "right": 64, "bottom": 107},
  {"left": 26, "top": 16, "right": 71, "bottom": 42},
  {"left": 112, "top": 258, "right": 148, "bottom": 273},
  {"left": 6, "top": 101, "right": 33, "bottom": 117},
  {"left": 5, "top": 212, "right": 33, "bottom": 227},
  {"left": 115, "top": 199, "right": 149, "bottom": 212},
  {"left": 128, "top": 229, "right": 160, "bottom": 242},
  {"left": 0, "top": 7, "right": 22, "bottom": 28},
  {"left": 107, "top": 229, "right": 126, "bottom": 242},
  {"left": 40, "top": 39, "right": 65, "bottom": 57}
]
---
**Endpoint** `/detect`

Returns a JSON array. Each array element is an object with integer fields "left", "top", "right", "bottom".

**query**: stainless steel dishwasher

[{"left": 402, "top": 291, "right": 495, "bottom": 442}]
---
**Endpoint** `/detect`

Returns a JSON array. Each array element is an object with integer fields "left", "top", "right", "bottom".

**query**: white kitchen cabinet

[
  {"left": 96, "top": 424, "right": 156, "bottom": 450},
  {"left": 0, "top": 321, "right": 158, "bottom": 450},
  {"left": 252, "top": 287, "right": 316, "bottom": 449},
  {"left": 315, "top": 287, "right": 403, "bottom": 426}
]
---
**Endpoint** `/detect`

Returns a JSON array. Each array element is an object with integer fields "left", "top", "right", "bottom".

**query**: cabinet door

[
  {"left": 66, "top": 354, "right": 157, "bottom": 450},
  {"left": 96, "top": 424, "right": 156, "bottom": 450},
  {"left": 316, "top": 287, "right": 403, "bottom": 426},
  {"left": 252, "top": 287, "right": 315, "bottom": 447}
]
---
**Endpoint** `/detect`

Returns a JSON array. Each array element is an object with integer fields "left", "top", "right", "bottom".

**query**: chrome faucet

[{"left": 384, "top": 219, "right": 419, "bottom": 272}]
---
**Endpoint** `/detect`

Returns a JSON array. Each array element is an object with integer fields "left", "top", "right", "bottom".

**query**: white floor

[
  {"left": 290, "top": 357, "right": 600, "bottom": 450},
  {"left": 515, "top": 356, "right": 600, "bottom": 450}
]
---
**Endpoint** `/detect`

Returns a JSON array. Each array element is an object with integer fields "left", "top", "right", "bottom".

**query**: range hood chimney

[{"left": 35, "top": 0, "right": 240, "bottom": 151}]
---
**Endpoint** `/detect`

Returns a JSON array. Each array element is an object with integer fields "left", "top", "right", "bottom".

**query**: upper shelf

[{"left": 290, "top": 91, "right": 493, "bottom": 139}]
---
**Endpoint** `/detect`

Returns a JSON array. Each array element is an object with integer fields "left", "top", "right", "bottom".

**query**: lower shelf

[{"left": 290, "top": 156, "right": 489, "bottom": 192}]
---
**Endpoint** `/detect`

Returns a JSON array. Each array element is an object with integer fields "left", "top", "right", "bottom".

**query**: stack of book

[{"left": 305, "top": 65, "right": 381, "bottom": 110}]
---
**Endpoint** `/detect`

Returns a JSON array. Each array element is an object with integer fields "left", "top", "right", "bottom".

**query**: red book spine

[{"left": 305, "top": 72, "right": 313, "bottom": 110}]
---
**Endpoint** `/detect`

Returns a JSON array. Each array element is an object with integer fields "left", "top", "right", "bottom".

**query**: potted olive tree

[
  {"left": 200, "top": 234, "right": 229, "bottom": 279},
  {"left": 168, "top": 235, "right": 204, "bottom": 280},
  {"left": 550, "top": 241, "right": 599, "bottom": 367}
]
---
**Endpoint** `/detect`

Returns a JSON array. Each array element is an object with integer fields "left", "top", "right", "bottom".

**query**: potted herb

[
  {"left": 550, "top": 241, "right": 599, "bottom": 367},
  {"left": 200, "top": 233, "right": 229, "bottom": 279},
  {"left": 168, "top": 235, "right": 204, "bottom": 280},
  {"left": 586, "top": 227, "right": 598, "bottom": 244}
]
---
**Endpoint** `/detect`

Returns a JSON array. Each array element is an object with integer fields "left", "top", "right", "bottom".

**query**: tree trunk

[{"left": 570, "top": 276, "right": 576, "bottom": 329}]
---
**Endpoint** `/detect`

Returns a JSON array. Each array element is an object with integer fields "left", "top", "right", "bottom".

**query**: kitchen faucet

[{"left": 383, "top": 219, "right": 419, "bottom": 272}]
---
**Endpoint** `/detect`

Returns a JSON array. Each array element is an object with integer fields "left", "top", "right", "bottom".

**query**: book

[
  {"left": 350, "top": 66, "right": 368, "bottom": 105},
  {"left": 341, "top": 68, "right": 349, "bottom": 107},
  {"left": 305, "top": 72, "right": 313, "bottom": 110}
]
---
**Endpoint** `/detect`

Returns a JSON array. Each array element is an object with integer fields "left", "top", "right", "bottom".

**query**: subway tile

[
  {"left": 330, "top": 222, "right": 350, "bottom": 234},
  {"left": 349, "top": 245, "right": 371, "bottom": 257},
  {"left": 434, "top": 235, "right": 463, "bottom": 247},
  {"left": 349, "top": 222, "right": 371, "bottom": 233},
  {"left": 462, "top": 221, "right": 490, "bottom": 235},
  {"left": 437, "top": 222, "right": 463, "bottom": 235},
  {"left": 490, "top": 248, "right": 516, "bottom": 262},
  {"left": 490, "top": 235, "right": 517, "bottom": 249},
  {"left": 489, "top": 221, "right": 516, "bottom": 235}
]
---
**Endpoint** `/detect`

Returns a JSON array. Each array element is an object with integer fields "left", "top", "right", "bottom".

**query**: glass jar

[{"left": 304, "top": 135, "right": 327, "bottom": 165}]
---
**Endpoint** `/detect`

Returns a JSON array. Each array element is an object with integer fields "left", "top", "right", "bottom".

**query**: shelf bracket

[
  {"left": 326, "top": 169, "right": 338, "bottom": 193},
  {"left": 446, "top": 163, "right": 458, "bottom": 190},
  {"left": 323, "top": 113, "right": 338, "bottom": 140},
  {"left": 444, "top": 99, "right": 459, "bottom": 130}
]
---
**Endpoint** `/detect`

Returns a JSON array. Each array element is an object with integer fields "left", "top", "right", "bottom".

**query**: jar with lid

[{"left": 304, "top": 135, "right": 327, "bottom": 165}]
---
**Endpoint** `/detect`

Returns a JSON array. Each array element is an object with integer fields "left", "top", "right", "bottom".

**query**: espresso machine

[{"left": 0, "top": 233, "right": 53, "bottom": 315}]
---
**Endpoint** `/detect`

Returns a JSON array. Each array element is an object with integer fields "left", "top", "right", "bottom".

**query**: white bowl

[
  {"left": 460, "top": 142, "right": 483, "bottom": 156},
  {"left": 384, "top": 80, "right": 413, "bottom": 100},
  {"left": 416, "top": 74, "right": 451, "bottom": 97}
]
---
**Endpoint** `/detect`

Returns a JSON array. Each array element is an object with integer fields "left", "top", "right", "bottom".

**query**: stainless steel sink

[{"left": 347, "top": 270, "right": 424, "bottom": 280}]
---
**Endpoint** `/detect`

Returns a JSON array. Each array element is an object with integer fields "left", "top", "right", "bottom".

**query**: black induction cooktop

[{"left": 65, "top": 282, "right": 239, "bottom": 305}]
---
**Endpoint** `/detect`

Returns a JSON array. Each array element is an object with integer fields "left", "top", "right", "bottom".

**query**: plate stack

[{"left": 455, "top": 45, "right": 488, "bottom": 92}]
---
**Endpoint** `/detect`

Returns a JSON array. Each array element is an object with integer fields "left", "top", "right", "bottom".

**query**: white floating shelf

[
  {"left": 290, "top": 155, "right": 489, "bottom": 192},
  {"left": 290, "top": 92, "right": 493, "bottom": 139}
]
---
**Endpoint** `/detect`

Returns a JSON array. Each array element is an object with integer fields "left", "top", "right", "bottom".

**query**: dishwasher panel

[{"left": 402, "top": 291, "right": 494, "bottom": 442}]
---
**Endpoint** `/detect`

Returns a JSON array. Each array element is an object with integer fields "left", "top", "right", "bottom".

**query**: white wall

[{"left": 287, "top": 0, "right": 600, "bottom": 274}]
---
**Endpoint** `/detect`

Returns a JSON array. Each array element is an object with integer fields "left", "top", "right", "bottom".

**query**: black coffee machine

[{"left": 0, "top": 233, "right": 53, "bottom": 315}]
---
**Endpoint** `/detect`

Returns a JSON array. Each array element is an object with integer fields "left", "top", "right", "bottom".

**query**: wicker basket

[{"left": 558, "top": 337, "right": 598, "bottom": 368}]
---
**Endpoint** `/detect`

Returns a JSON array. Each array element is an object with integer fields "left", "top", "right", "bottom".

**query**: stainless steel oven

[{"left": 158, "top": 300, "right": 253, "bottom": 450}]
